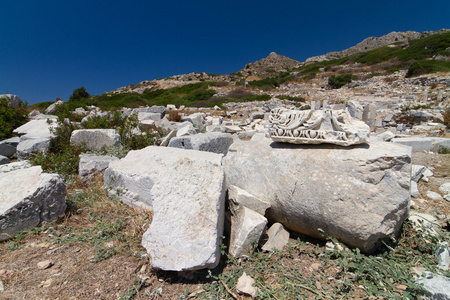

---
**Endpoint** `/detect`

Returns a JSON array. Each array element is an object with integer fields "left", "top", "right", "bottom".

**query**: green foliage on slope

[{"left": 0, "top": 97, "right": 28, "bottom": 140}]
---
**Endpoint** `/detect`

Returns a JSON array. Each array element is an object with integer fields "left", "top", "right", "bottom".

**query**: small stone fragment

[
  {"left": 436, "top": 242, "right": 450, "bottom": 271},
  {"left": 39, "top": 278, "right": 56, "bottom": 288},
  {"left": 439, "top": 182, "right": 450, "bottom": 196},
  {"left": 415, "top": 271, "right": 450, "bottom": 299},
  {"left": 236, "top": 272, "right": 258, "bottom": 298},
  {"left": 261, "top": 223, "right": 290, "bottom": 252},
  {"left": 310, "top": 263, "right": 320, "bottom": 271},
  {"left": 426, "top": 191, "right": 443, "bottom": 200},
  {"left": 37, "top": 260, "right": 53, "bottom": 270}
]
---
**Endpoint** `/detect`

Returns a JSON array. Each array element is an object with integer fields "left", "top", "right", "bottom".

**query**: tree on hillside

[{"left": 69, "top": 87, "right": 90, "bottom": 102}]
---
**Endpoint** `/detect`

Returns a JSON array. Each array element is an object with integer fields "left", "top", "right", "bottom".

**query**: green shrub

[
  {"left": 69, "top": 87, "right": 90, "bottom": 102},
  {"left": 406, "top": 60, "right": 450, "bottom": 78},
  {"left": 328, "top": 74, "right": 353, "bottom": 89},
  {"left": 278, "top": 95, "right": 306, "bottom": 102},
  {"left": 0, "top": 97, "right": 28, "bottom": 140},
  {"left": 182, "top": 88, "right": 216, "bottom": 102},
  {"left": 28, "top": 101, "right": 54, "bottom": 112},
  {"left": 386, "top": 68, "right": 400, "bottom": 73}
]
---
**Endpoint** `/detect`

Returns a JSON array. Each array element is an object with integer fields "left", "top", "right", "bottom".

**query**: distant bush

[
  {"left": 227, "top": 88, "right": 254, "bottom": 99},
  {"left": 167, "top": 110, "right": 181, "bottom": 122},
  {"left": 278, "top": 95, "right": 306, "bottom": 102},
  {"left": 182, "top": 89, "right": 216, "bottom": 102},
  {"left": 69, "top": 87, "right": 90, "bottom": 102},
  {"left": 0, "top": 97, "right": 28, "bottom": 140},
  {"left": 406, "top": 60, "right": 450, "bottom": 78},
  {"left": 328, "top": 74, "right": 353, "bottom": 89},
  {"left": 386, "top": 68, "right": 400, "bottom": 73},
  {"left": 444, "top": 108, "right": 450, "bottom": 128}
]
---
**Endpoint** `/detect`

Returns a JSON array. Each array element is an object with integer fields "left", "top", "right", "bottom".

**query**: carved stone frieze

[{"left": 269, "top": 108, "right": 370, "bottom": 146}]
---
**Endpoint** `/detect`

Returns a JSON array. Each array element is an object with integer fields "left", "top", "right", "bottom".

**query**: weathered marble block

[
  {"left": 269, "top": 108, "right": 370, "bottom": 146},
  {"left": 223, "top": 134, "right": 412, "bottom": 253}
]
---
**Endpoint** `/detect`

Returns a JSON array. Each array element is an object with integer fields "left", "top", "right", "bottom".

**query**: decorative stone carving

[{"left": 269, "top": 108, "right": 370, "bottom": 146}]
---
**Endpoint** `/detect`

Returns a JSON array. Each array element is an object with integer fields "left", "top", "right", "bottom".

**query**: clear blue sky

[{"left": 1, "top": 0, "right": 449, "bottom": 104}]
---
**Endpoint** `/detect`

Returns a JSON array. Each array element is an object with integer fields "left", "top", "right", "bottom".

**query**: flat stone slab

[
  {"left": 79, "top": 154, "right": 119, "bottom": 182},
  {"left": 104, "top": 146, "right": 225, "bottom": 271},
  {"left": 0, "top": 166, "right": 66, "bottom": 241},
  {"left": 168, "top": 132, "right": 234, "bottom": 155},
  {"left": 70, "top": 129, "right": 121, "bottom": 151},
  {"left": 223, "top": 134, "right": 412, "bottom": 253},
  {"left": 392, "top": 136, "right": 450, "bottom": 153}
]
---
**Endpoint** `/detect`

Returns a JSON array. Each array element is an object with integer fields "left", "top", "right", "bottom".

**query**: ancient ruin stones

[{"left": 268, "top": 108, "right": 370, "bottom": 146}]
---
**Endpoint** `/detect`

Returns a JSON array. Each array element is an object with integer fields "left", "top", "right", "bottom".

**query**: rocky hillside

[
  {"left": 238, "top": 52, "right": 301, "bottom": 78},
  {"left": 306, "top": 29, "right": 450, "bottom": 62},
  {"left": 111, "top": 52, "right": 301, "bottom": 94}
]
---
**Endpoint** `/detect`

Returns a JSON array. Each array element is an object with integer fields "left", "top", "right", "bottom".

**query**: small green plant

[{"left": 328, "top": 74, "right": 353, "bottom": 89}]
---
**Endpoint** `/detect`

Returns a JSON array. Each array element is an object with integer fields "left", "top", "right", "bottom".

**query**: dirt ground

[{"left": 0, "top": 152, "right": 449, "bottom": 299}]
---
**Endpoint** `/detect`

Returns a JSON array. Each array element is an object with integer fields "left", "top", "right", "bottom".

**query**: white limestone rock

[
  {"left": 176, "top": 123, "right": 197, "bottom": 137},
  {"left": 17, "top": 135, "right": 51, "bottom": 160},
  {"left": 415, "top": 272, "right": 450, "bottom": 300},
  {"left": 426, "top": 191, "right": 443, "bottom": 200},
  {"left": 411, "top": 181, "right": 420, "bottom": 198},
  {"left": 223, "top": 134, "right": 411, "bottom": 253},
  {"left": 70, "top": 129, "right": 121, "bottom": 151},
  {"left": 183, "top": 113, "right": 205, "bottom": 127},
  {"left": 13, "top": 118, "right": 57, "bottom": 137},
  {"left": 236, "top": 272, "right": 258, "bottom": 297},
  {"left": 0, "top": 155, "right": 9, "bottom": 165},
  {"left": 439, "top": 182, "right": 450, "bottom": 196},
  {"left": 104, "top": 146, "right": 225, "bottom": 271},
  {"left": 0, "top": 166, "right": 66, "bottom": 241},
  {"left": 228, "top": 185, "right": 270, "bottom": 216},
  {"left": 160, "top": 129, "right": 177, "bottom": 147},
  {"left": 45, "top": 100, "right": 63, "bottom": 114},
  {"left": 0, "top": 161, "right": 31, "bottom": 173},
  {"left": 411, "top": 164, "right": 426, "bottom": 182},
  {"left": 13, "top": 118, "right": 57, "bottom": 160},
  {"left": 262, "top": 222, "right": 290, "bottom": 252},
  {"left": 436, "top": 242, "right": 450, "bottom": 271},
  {"left": 168, "top": 132, "right": 234, "bottom": 155},
  {"left": 140, "top": 119, "right": 157, "bottom": 131},
  {"left": 409, "top": 212, "right": 439, "bottom": 237},
  {"left": 78, "top": 154, "right": 119, "bottom": 182},
  {"left": 137, "top": 112, "right": 162, "bottom": 122},
  {"left": 229, "top": 206, "right": 267, "bottom": 257},
  {"left": 0, "top": 137, "right": 19, "bottom": 157}
]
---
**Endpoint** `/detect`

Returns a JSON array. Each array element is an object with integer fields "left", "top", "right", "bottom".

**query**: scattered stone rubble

[{"left": 0, "top": 70, "right": 449, "bottom": 296}]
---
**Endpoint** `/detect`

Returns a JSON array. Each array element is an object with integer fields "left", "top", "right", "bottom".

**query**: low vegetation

[
  {"left": 30, "top": 112, "right": 160, "bottom": 182},
  {"left": 328, "top": 74, "right": 354, "bottom": 89},
  {"left": 295, "top": 31, "right": 450, "bottom": 79},
  {"left": 0, "top": 97, "right": 28, "bottom": 140}
]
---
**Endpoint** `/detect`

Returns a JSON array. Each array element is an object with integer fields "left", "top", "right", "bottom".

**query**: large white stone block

[
  {"left": 0, "top": 166, "right": 66, "bottom": 241},
  {"left": 223, "top": 134, "right": 412, "bottom": 253},
  {"left": 104, "top": 146, "right": 225, "bottom": 271}
]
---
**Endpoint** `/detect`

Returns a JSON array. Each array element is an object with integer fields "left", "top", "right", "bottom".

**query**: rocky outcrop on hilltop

[
  {"left": 239, "top": 52, "right": 301, "bottom": 78},
  {"left": 306, "top": 29, "right": 450, "bottom": 62},
  {"left": 111, "top": 72, "right": 233, "bottom": 94}
]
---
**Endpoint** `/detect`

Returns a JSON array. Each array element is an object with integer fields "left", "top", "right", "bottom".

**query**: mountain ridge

[{"left": 306, "top": 29, "right": 450, "bottom": 62}]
